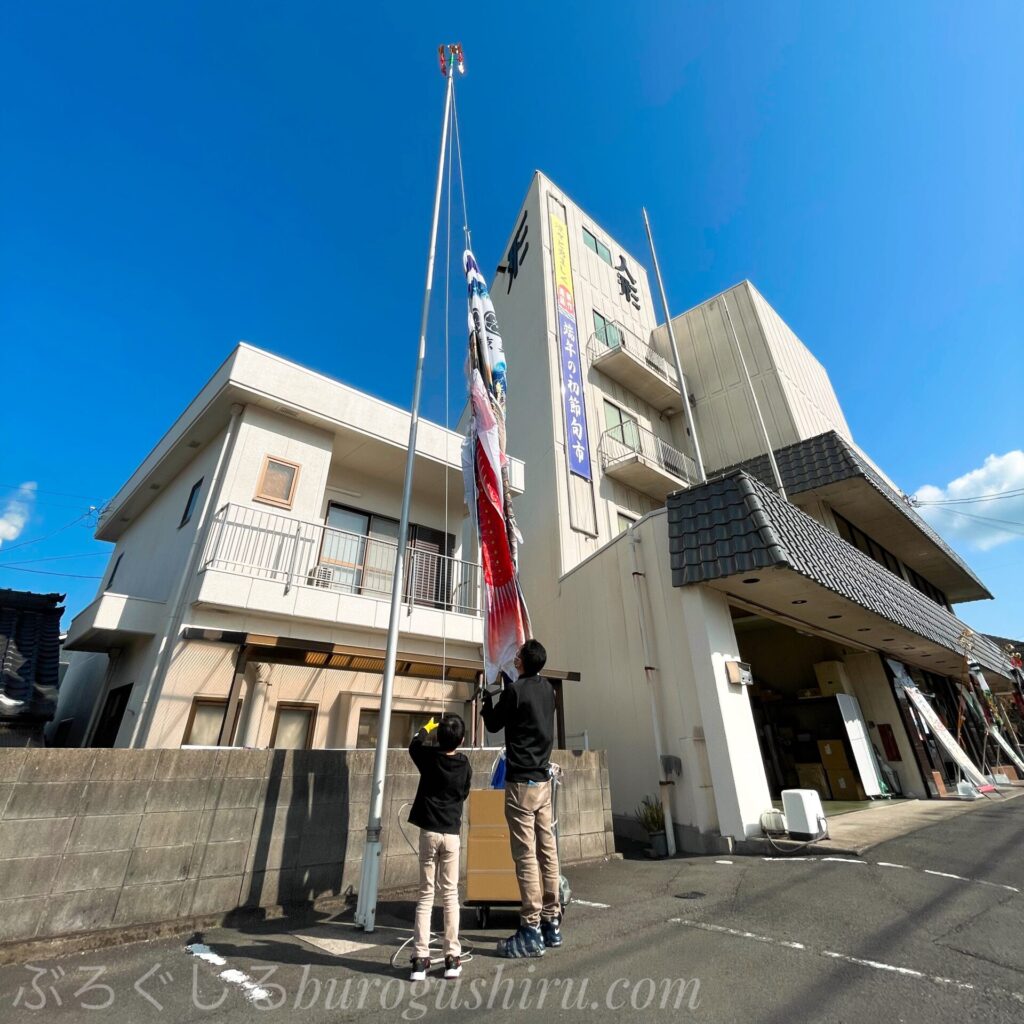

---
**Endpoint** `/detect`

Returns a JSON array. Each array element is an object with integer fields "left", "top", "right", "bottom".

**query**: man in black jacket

[{"left": 481, "top": 638, "right": 562, "bottom": 958}]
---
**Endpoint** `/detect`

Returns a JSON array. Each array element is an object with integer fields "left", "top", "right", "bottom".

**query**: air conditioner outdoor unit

[
  {"left": 309, "top": 565, "right": 334, "bottom": 588},
  {"left": 781, "top": 789, "right": 828, "bottom": 841}
]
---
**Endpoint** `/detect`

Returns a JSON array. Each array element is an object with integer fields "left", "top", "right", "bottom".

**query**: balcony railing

[
  {"left": 202, "top": 504, "right": 481, "bottom": 616},
  {"left": 598, "top": 423, "right": 698, "bottom": 484},
  {"left": 587, "top": 321, "right": 677, "bottom": 386}
]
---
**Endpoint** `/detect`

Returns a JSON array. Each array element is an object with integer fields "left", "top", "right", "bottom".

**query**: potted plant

[{"left": 635, "top": 795, "right": 668, "bottom": 857}]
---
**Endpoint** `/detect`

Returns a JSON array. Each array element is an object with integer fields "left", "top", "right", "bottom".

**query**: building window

[
  {"left": 604, "top": 399, "right": 640, "bottom": 450},
  {"left": 593, "top": 309, "right": 623, "bottom": 350},
  {"left": 832, "top": 510, "right": 948, "bottom": 607},
  {"left": 270, "top": 702, "right": 317, "bottom": 749},
  {"left": 320, "top": 503, "right": 456, "bottom": 608},
  {"left": 581, "top": 226, "right": 612, "bottom": 266},
  {"left": 255, "top": 457, "right": 301, "bottom": 509},
  {"left": 616, "top": 512, "right": 638, "bottom": 535},
  {"left": 357, "top": 708, "right": 435, "bottom": 749},
  {"left": 182, "top": 697, "right": 242, "bottom": 747},
  {"left": 105, "top": 552, "right": 124, "bottom": 591},
  {"left": 179, "top": 478, "right": 204, "bottom": 528}
]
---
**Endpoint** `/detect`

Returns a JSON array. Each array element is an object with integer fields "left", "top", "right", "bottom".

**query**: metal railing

[
  {"left": 587, "top": 320, "right": 677, "bottom": 386},
  {"left": 598, "top": 423, "right": 698, "bottom": 484},
  {"left": 202, "top": 504, "right": 481, "bottom": 616}
]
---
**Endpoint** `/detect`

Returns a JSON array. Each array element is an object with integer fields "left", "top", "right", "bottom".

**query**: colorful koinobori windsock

[{"left": 462, "top": 249, "right": 531, "bottom": 683}]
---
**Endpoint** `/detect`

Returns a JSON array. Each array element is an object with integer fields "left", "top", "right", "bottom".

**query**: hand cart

[{"left": 464, "top": 765, "right": 571, "bottom": 928}]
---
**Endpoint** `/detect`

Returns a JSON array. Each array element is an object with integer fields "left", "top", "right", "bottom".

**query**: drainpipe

[
  {"left": 628, "top": 524, "right": 677, "bottom": 856},
  {"left": 128, "top": 403, "right": 245, "bottom": 747}
]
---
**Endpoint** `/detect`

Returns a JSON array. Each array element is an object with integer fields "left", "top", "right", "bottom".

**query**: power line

[
  {"left": 930, "top": 506, "right": 1024, "bottom": 536},
  {"left": 0, "top": 511, "right": 94, "bottom": 556},
  {"left": 0, "top": 564, "right": 103, "bottom": 580},
  {"left": 0, "top": 482, "right": 103, "bottom": 501},
  {"left": 0, "top": 552, "right": 109, "bottom": 567},
  {"left": 915, "top": 487, "right": 1024, "bottom": 506}
]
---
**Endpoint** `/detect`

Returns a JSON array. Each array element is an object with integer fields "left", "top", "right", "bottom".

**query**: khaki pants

[
  {"left": 505, "top": 780, "right": 561, "bottom": 928},
  {"left": 414, "top": 830, "right": 462, "bottom": 959}
]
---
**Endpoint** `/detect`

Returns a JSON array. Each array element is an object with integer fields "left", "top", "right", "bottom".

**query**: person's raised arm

[
  {"left": 408, "top": 717, "right": 439, "bottom": 767},
  {"left": 480, "top": 678, "right": 515, "bottom": 733}
]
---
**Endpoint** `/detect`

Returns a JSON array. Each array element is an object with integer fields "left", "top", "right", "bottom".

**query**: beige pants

[
  {"left": 505, "top": 780, "right": 561, "bottom": 928},
  {"left": 414, "top": 830, "right": 461, "bottom": 959}
]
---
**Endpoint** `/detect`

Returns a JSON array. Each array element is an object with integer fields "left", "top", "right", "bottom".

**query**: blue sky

[{"left": 2, "top": 2, "right": 1022, "bottom": 638}]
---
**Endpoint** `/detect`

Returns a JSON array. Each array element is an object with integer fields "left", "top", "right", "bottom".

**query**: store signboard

[
  {"left": 549, "top": 213, "right": 591, "bottom": 480},
  {"left": 991, "top": 726, "right": 1024, "bottom": 775},
  {"left": 887, "top": 659, "right": 991, "bottom": 791}
]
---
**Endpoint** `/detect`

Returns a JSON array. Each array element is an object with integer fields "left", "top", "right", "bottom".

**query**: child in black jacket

[{"left": 407, "top": 714, "right": 472, "bottom": 981}]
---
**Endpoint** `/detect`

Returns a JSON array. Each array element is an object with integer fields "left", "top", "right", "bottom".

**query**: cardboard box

[
  {"left": 814, "top": 660, "right": 852, "bottom": 696},
  {"left": 465, "top": 789, "right": 520, "bottom": 903},
  {"left": 818, "top": 739, "right": 851, "bottom": 771},
  {"left": 796, "top": 763, "right": 832, "bottom": 800},
  {"left": 826, "top": 768, "right": 867, "bottom": 801}
]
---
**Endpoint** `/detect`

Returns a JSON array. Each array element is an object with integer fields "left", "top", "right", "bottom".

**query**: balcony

[
  {"left": 588, "top": 323, "right": 684, "bottom": 414},
  {"left": 196, "top": 505, "right": 483, "bottom": 642},
  {"left": 598, "top": 424, "right": 698, "bottom": 500}
]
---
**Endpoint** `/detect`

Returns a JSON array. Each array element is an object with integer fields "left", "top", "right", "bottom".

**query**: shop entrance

[{"left": 731, "top": 608, "right": 904, "bottom": 813}]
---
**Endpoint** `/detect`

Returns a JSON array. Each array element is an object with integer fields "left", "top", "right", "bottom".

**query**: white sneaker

[
  {"left": 409, "top": 957, "right": 430, "bottom": 982},
  {"left": 444, "top": 955, "right": 462, "bottom": 979}
]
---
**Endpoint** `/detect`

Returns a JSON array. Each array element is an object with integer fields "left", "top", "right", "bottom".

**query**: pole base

[{"left": 354, "top": 839, "right": 383, "bottom": 931}]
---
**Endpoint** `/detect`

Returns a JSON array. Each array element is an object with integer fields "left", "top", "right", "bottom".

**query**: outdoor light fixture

[
  {"left": 742, "top": 578, "right": 760, "bottom": 584},
  {"left": 828, "top": 614, "right": 842, "bottom": 619},
  {"left": 791, "top": 599, "right": 807, "bottom": 605}
]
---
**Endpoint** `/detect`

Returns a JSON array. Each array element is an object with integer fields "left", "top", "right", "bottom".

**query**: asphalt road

[{"left": 2, "top": 795, "right": 1023, "bottom": 1023}]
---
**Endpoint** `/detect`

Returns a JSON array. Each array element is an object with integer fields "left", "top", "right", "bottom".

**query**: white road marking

[
  {"left": 760, "top": 855, "right": 1019, "bottom": 893},
  {"left": 296, "top": 934, "right": 377, "bottom": 956},
  {"left": 185, "top": 944, "right": 226, "bottom": 966},
  {"left": 186, "top": 944, "right": 271, "bottom": 1003},
  {"left": 219, "top": 969, "right": 272, "bottom": 1002},
  {"left": 573, "top": 898, "right": 610, "bottom": 908},
  {"left": 715, "top": 859, "right": 734, "bottom": 865},
  {"left": 669, "top": 920, "right": 1024, "bottom": 1004},
  {"left": 762, "top": 856, "right": 818, "bottom": 862}
]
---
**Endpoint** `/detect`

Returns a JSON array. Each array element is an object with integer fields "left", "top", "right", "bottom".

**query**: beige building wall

[
  {"left": 553, "top": 512, "right": 771, "bottom": 850},
  {"left": 491, "top": 172, "right": 685, "bottom": 641},
  {"left": 99, "top": 430, "right": 227, "bottom": 604},
  {"left": 147, "top": 639, "right": 475, "bottom": 750}
]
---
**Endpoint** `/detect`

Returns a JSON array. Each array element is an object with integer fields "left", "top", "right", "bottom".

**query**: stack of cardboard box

[{"left": 818, "top": 739, "right": 867, "bottom": 801}]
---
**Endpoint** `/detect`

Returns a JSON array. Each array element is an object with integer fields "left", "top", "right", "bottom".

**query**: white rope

[
  {"left": 440, "top": 83, "right": 454, "bottom": 714},
  {"left": 450, "top": 81, "right": 471, "bottom": 250}
]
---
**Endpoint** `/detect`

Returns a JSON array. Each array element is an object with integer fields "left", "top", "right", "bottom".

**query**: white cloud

[
  {"left": 914, "top": 451, "right": 1024, "bottom": 551},
  {"left": 0, "top": 482, "right": 38, "bottom": 548}
]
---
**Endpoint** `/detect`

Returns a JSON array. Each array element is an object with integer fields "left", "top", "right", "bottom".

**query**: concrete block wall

[{"left": 0, "top": 747, "right": 613, "bottom": 951}]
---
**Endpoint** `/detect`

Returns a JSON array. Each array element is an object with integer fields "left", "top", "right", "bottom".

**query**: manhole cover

[{"left": 674, "top": 891, "right": 705, "bottom": 900}]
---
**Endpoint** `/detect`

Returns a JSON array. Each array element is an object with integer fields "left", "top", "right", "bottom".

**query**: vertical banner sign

[{"left": 549, "top": 214, "right": 591, "bottom": 480}]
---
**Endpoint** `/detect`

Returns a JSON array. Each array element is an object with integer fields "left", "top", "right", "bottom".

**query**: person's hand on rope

[{"left": 423, "top": 716, "right": 440, "bottom": 734}]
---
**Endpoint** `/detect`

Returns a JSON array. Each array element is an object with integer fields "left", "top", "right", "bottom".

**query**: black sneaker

[
  {"left": 540, "top": 917, "right": 563, "bottom": 948},
  {"left": 496, "top": 925, "right": 545, "bottom": 958},
  {"left": 409, "top": 957, "right": 430, "bottom": 981},
  {"left": 443, "top": 955, "right": 462, "bottom": 979}
]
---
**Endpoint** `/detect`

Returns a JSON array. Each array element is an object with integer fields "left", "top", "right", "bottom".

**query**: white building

[
  {"left": 57, "top": 344, "right": 525, "bottom": 751},
  {"left": 488, "top": 171, "right": 1018, "bottom": 852}
]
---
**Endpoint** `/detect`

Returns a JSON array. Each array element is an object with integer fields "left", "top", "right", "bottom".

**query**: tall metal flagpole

[
  {"left": 719, "top": 295, "right": 787, "bottom": 500},
  {"left": 642, "top": 207, "right": 706, "bottom": 484},
  {"left": 355, "top": 45, "right": 460, "bottom": 933}
]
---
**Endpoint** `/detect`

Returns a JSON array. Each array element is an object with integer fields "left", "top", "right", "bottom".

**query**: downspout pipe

[
  {"left": 628, "top": 524, "right": 677, "bottom": 856},
  {"left": 129, "top": 402, "right": 245, "bottom": 747}
]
